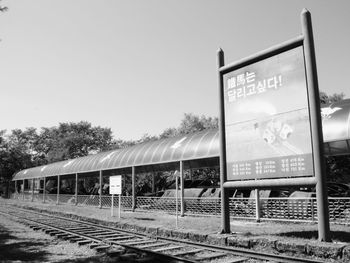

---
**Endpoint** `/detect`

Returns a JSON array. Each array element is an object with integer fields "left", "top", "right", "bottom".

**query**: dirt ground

[
  {"left": 0, "top": 210, "right": 171, "bottom": 263},
  {"left": 0, "top": 213, "right": 105, "bottom": 262},
  {"left": 4, "top": 198, "right": 349, "bottom": 244},
  {"left": 1, "top": 198, "right": 350, "bottom": 263}
]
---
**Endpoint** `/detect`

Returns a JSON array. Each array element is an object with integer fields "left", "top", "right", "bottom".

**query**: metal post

[
  {"left": 132, "top": 167, "right": 136, "bottom": 211},
  {"left": 75, "top": 173, "right": 78, "bottom": 205},
  {"left": 218, "top": 48, "right": 230, "bottom": 233},
  {"left": 118, "top": 194, "right": 121, "bottom": 220},
  {"left": 255, "top": 189, "right": 261, "bottom": 222},
  {"left": 56, "top": 175, "right": 60, "bottom": 205},
  {"left": 22, "top": 179, "right": 25, "bottom": 200},
  {"left": 301, "top": 9, "right": 330, "bottom": 242},
  {"left": 99, "top": 170, "right": 103, "bottom": 209},
  {"left": 43, "top": 177, "right": 46, "bottom": 203},
  {"left": 180, "top": 161, "right": 185, "bottom": 217},
  {"left": 151, "top": 174, "right": 155, "bottom": 194},
  {"left": 111, "top": 194, "right": 114, "bottom": 217},
  {"left": 175, "top": 172, "right": 179, "bottom": 228},
  {"left": 31, "top": 178, "right": 34, "bottom": 202},
  {"left": 311, "top": 197, "right": 315, "bottom": 221}
]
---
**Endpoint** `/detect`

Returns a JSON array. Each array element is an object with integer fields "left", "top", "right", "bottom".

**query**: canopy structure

[
  {"left": 13, "top": 129, "right": 219, "bottom": 180},
  {"left": 322, "top": 99, "right": 350, "bottom": 156},
  {"left": 12, "top": 99, "right": 350, "bottom": 181}
]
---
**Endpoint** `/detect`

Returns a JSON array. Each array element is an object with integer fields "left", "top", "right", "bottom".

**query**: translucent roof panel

[{"left": 13, "top": 129, "right": 220, "bottom": 180}]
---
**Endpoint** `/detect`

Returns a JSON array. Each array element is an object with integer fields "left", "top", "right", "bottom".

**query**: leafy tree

[
  {"left": 0, "top": 130, "right": 33, "bottom": 184},
  {"left": 159, "top": 127, "right": 178, "bottom": 139},
  {"left": 40, "top": 121, "right": 115, "bottom": 162},
  {"left": 136, "top": 133, "right": 158, "bottom": 144},
  {"left": 319, "top": 91, "right": 345, "bottom": 105},
  {"left": 0, "top": 121, "right": 117, "bottom": 185},
  {"left": 159, "top": 113, "right": 218, "bottom": 139},
  {"left": 0, "top": 0, "right": 7, "bottom": 12}
]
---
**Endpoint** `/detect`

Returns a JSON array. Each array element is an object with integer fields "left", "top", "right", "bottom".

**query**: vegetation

[
  {"left": 0, "top": 114, "right": 218, "bottom": 185},
  {"left": 319, "top": 91, "right": 345, "bottom": 105},
  {"left": 0, "top": 0, "right": 7, "bottom": 12},
  {"left": 0, "top": 88, "right": 347, "bottom": 193}
]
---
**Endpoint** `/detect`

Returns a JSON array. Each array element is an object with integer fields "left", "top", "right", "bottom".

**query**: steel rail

[
  {"left": 0, "top": 205, "right": 326, "bottom": 263},
  {"left": 0, "top": 208, "right": 197, "bottom": 263}
]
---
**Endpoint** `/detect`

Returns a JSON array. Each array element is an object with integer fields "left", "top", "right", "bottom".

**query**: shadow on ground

[
  {"left": 135, "top": 217, "right": 155, "bottom": 221},
  {"left": 277, "top": 230, "right": 350, "bottom": 242},
  {"left": 0, "top": 225, "right": 48, "bottom": 262}
]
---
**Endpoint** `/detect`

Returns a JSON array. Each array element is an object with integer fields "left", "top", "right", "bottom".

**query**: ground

[
  {"left": 1, "top": 198, "right": 350, "bottom": 262},
  {"left": 0, "top": 213, "right": 101, "bottom": 262}
]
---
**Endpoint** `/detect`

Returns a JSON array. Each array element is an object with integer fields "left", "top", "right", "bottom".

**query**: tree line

[{"left": 0, "top": 114, "right": 218, "bottom": 184}]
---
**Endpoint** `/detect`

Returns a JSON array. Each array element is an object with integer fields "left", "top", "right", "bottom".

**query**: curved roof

[
  {"left": 12, "top": 99, "right": 350, "bottom": 180},
  {"left": 322, "top": 99, "right": 350, "bottom": 156},
  {"left": 13, "top": 129, "right": 219, "bottom": 180}
]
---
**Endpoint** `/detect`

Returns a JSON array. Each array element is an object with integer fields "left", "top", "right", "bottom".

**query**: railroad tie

[
  {"left": 194, "top": 252, "right": 227, "bottom": 261},
  {"left": 55, "top": 233, "right": 70, "bottom": 238},
  {"left": 94, "top": 233, "right": 124, "bottom": 238},
  {"left": 77, "top": 239, "right": 94, "bottom": 246},
  {"left": 172, "top": 249, "right": 203, "bottom": 257},
  {"left": 120, "top": 239, "right": 156, "bottom": 246},
  {"left": 89, "top": 242, "right": 107, "bottom": 249},
  {"left": 225, "top": 257, "right": 249, "bottom": 263},
  {"left": 93, "top": 245, "right": 111, "bottom": 252},
  {"left": 137, "top": 243, "right": 167, "bottom": 249},
  {"left": 152, "top": 245, "right": 183, "bottom": 252},
  {"left": 44, "top": 229, "right": 57, "bottom": 234},
  {"left": 69, "top": 237, "right": 85, "bottom": 243},
  {"left": 104, "top": 236, "right": 134, "bottom": 242}
]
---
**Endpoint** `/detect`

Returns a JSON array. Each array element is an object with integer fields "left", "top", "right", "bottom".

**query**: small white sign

[{"left": 109, "top": 175, "right": 122, "bottom": 195}]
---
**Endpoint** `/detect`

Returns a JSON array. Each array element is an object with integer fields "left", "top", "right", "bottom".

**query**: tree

[
  {"left": 159, "top": 113, "right": 218, "bottom": 139},
  {"left": 0, "top": 129, "right": 34, "bottom": 184},
  {"left": 40, "top": 121, "right": 115, "bottom": 163},
  {"left": 0, "top": 0, "right": 8, "bottom": 12},
  {"left": 319, "top": 91, "right": 345, "bottom": 105},
  {"left": 159, "top": 127, "right": 178, "bottom": 139}
]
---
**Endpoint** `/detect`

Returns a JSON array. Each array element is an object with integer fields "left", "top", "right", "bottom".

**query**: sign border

[{"left": 218, "top": 9, "right": 330, "bottom": 241}]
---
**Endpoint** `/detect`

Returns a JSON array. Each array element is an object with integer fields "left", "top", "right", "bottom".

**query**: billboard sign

[
  {"left": 223, "top": 46, "right": 314, "bottom": 181},
  {"left": 109, "top": 175, "right": 122, "bottom": 195}
]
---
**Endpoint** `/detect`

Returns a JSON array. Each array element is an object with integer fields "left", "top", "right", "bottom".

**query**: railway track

[{"left": 0, "top": 204, "right": 325, "bottom": 263}]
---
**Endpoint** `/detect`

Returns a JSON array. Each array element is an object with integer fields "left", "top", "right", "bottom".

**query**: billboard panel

[{"left": 223, "top": 46, "right": 314, "bottom": 181}]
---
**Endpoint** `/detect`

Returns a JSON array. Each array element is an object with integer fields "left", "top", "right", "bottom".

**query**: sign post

[
  {"left": 109, "top": 175, "right": 122, "bottom": 219},
  {"left": 217, "top": 9, "right": 330, "bottom": 241},
  {"left": 175, "top": 171, "right": 179, "bottom": 228}
]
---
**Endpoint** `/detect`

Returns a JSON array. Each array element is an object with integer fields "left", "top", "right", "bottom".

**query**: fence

[{"left": 9, "top": 193, "right": 350, "bottom": 224}]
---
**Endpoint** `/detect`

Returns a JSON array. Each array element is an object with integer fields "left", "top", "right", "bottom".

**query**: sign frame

[
  {"left": 110, "top": 175, "right": 122, "bottom": 219},
  {"left": 217, "top": 9, "right": 330, "bottom": 241}
]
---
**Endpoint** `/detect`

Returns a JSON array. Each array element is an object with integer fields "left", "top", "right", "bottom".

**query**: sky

[{"left": 1, "top": 0, "right": 349, "bottom": 141}]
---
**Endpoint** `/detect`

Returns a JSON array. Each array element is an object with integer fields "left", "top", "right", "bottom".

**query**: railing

[{"left": 7, "top": 193, "right": 350, "bottom": 225}]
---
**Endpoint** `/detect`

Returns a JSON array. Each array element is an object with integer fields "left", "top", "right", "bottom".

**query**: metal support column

[
  {"left": 99, "top": 170, "right": 103, "bottom": 208},
  {"left": 180, "top": 161, "right": 185, "bottom": 217},
  {"left": 43, "top": 177, "right": 46, "bottom": 203},
  {"left": 218, "top": 48, "right": 230, "bottom": 233},
  {"left": 151, "top": 174, "right": 155, "bottom": 194},
  {"left": 31, "top": 178, "right": 34, "bottom": 202},
  {"left": 75, "top": 173, "right": 78, "bottom": 205},
  {"left": 132, "top": 167, "right": 136, "bottom": 211},
  {"left": 56, "top": 175, "right": 60, "bottom": 205},
  {"left": 255, "top": 189, "right": 261, "bottom": 222},
  {"left": 301, "top": 9, "right": 330, "bottom": 242},
  {"left": 22, "top": 179, "right": 25, "bottom": 200}
]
